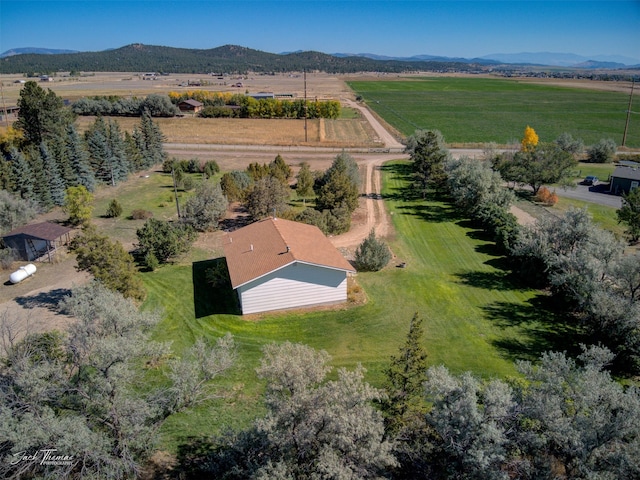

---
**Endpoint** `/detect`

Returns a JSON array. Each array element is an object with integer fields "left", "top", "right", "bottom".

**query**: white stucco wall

[{"left": 237, "top": 262, "right": 348, "bottom": 315}]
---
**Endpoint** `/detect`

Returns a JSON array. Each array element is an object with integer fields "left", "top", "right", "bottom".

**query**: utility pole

[
  {"left": 171, "top": 167, "right": 182, "bottom": 218},
  {"left": 622, "top": 79, "right": 635, "bottom": 147},
  {"left": 0, "top": 81, "right": 9, "bottom": 129},
  {"left": 304, "top": 70, "right": 308, "bottom": 142}
]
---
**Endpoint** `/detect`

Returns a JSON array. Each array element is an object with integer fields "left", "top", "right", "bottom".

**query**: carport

[{"left": 2, "top": 222, "right": 73, "bottom": 262}]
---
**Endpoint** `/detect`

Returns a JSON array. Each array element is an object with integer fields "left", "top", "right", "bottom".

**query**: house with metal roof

[
  {"left": 610, "top": 165, "right": 640, "bottom": 195},
  {"left": 2, "top": 222, "right": 73, "bottom": 262},
  {"left": 222, "top": 217, "right": 355, "bottom": 315}
]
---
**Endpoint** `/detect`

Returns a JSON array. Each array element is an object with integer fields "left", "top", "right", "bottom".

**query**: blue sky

[{"left": 1, "top": 1, "right": 639, "bottom": 61}]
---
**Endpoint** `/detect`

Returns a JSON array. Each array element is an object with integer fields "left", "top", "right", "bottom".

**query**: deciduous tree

[
  {"left": 497, "top": 142, "right": 577, "bottom": 195},
  {"left": 521, "top": 125, "right": 539, "bottom": 152},
  {"left": 63, "top": 185, "right": 94, "bottom": 226}
]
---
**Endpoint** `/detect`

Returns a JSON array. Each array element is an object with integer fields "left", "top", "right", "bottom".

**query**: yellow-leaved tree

[{"left": 521, "top": 125, "right": 539, "bottom": 152}]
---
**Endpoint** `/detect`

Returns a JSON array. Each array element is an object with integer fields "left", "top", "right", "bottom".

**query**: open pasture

[{"left": 347, "top": 77, "right": 640, "bottom": 148}]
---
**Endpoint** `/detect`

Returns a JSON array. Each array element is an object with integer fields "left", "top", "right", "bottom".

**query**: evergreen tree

[
  {"left": 65, "top": 125, "right": 96, "bottom": 192},
  {"left": 40, "top": 142, "right": 66, "bottom": 206},
  {"left": 406, "top": 129, "right": 450, "bottom": 196},
  {"left": 296, "top": 161, "right": 314, "bottom": 200},
  {"left": 85, "top": 116, "right": 112, "bottom": 184},
  {"left": 28, "top": 146, "right": 52, "bottom": 209},
  {"left": 269, "top": 153, "right": 292, "bottom": 183},
  {"left": 315, "top": 161, "right": 359, "bottom": 212},
  {"left": 137, "top": 111, "right": 167, "bottom": 168},
  {"left": 107, "top": 119, "right": 130, "bottom": 184},
  {"left": 15, "top": 80, "right": 74, "bottom": 147},
  {"left": 8, "top": 147, "right": 35, "bottom": 201},
  {"left": 354, "top": 229, "right": 392, "bottom": 272},
  {"left": 71, "top": 225, "right": 145, "bottom": 301},
  {"left": 126, "top": 129, "right": 145, "bottom": 172},
  {"left": 383, "top": 313, "right": 429, "bottom": 430}
]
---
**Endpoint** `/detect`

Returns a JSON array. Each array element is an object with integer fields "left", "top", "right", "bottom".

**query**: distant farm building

[
  {"left": 2, "top": 222, "right": 73, "bottom": 262},
  {"left": 223, "top": 218, "right": 355, "bottom": 315},
  {"left": 178, "top": 99, "right": 204, "bottom": 114},
  {"left": 249, "top": 92, "right": 275, "bottom": 100},
  {"left": 610, "top": 164, "right": 640, "bottom": 195}
]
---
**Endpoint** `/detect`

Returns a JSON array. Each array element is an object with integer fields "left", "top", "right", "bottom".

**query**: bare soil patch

[{"left": 0, "top": 252, "right": 90, "bottom": 350}]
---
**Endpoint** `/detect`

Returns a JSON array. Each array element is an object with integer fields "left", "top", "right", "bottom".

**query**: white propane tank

[{"left": 9, "top": 264, "right": 37, "bottom": 284}]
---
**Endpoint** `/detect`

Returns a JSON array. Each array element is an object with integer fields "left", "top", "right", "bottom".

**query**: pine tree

[
  {"left": 40, "top": 142, "right": 66, "bottom": 206},
  {"left": 8, "top": 147, "right": 35, "bottom": 201},
  {"left": 296, "top": 161, "right": 314, "bottom": 200},
  {"left": 137, "top": 112, "right": 167, "bottom": 168},
  {"left": 15, "top": 80, "right": 74, "bottom": 147},
  {"left": 383, "top": 313, "right": 429, "bottom": 430},
  {"left": 407, "top": 129, "right": 450, "bottom": 196},
  {"left": 85, "top": 117, "right": 112, "bottom": 184},
  {"left": 65, "top": 125, "right": 96, "bottom": 192},
  {"left": 28, "top": 145, "right": 52, "bottom": 209},
  {"left": 106, "top": 120, "right": 130, "bottom": 184}
]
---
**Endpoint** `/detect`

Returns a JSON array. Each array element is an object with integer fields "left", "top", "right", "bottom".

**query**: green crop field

[
  {"left": 144, "top": 161, "right": 576, "bottom": 450},
  {"left": 347, "top": 77, "right": 639, "bottom": 147}
]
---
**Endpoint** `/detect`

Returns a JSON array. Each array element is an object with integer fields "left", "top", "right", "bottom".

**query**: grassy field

[
  {"left": 142, "top": 161, "right": 575, "bottom": 451},
  {"left": 347, "top": 77, "right": 640, "bottom": 147}
]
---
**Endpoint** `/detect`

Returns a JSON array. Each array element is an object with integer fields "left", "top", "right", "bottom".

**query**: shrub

[
  {"left": 106, "top": 199, "right": 123, "bottom": 218},
  {"left": 355, "top": 230, "right": 391, "bottom": 272},
  {"left": 203, "top": 160, "right": 220, "bottom": 178},
  {"left": 182, "top": 176, "right": 195, "bottom": 191},
  {"left": 534, "top": 186, "right": 558, "bottom": 206},
  {"left": 0, "top": 247, "right": 16, "bottom": 269},
  {"left": 131, "top": 209, "right": 153, "bottom": 220},
  {"left": 143, "top": 252, "right": 159, "bottom": 271},
  {"left": 587, "top": 138, "right": 617, "bottom": 163}
]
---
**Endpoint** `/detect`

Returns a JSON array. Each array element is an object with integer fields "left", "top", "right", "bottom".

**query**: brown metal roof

[
  {"left": 223, "top": 218, "right": 355, "bottom": 289},
  {"left": 2, "top": 222, "right": 73, "bottom": 241}
]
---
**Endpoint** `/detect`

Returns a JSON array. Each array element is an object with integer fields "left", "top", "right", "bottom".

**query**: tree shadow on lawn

[
  {"left": 395, "top": 202, "right": 462, "bottom": 223},
  {"left": 192, "top": 258, "right": 240, "bottom": 318},
  {"left": 380, "top": 162, "right": 421, "bottom": 202},
  {"left": 484, "top": 294, "right": 585, "bottom": 363}
]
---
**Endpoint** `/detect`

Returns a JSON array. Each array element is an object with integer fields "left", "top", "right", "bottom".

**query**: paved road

[{"left": 553, "top": 182, "right": 623, "bottom": 208}]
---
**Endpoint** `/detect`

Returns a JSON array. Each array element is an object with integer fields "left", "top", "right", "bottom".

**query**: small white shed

[{"left": 223, "top": 218, "right": 355, "bottom": 315}]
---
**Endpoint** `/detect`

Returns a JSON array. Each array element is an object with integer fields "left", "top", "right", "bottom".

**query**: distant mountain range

[
  {"left": 333, "top": 51, "right": 640, "bottom": 68},
  {"left": 1, "top": 45, "right": 638, "bottom": 73},
  {"left": 0, "top": 47, "right": 78, "bottom": 57}
]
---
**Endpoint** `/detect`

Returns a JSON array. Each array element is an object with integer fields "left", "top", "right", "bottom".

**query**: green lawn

[
  {"left": 143, "top": 160, "right": 574, "bottom": 451},
  {"left": 347, "top": 77, "right": 639, "bottom": 147}
]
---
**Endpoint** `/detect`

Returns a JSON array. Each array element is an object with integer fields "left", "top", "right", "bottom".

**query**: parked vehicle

[{"left": 583, "top": 175, "right": 598, "bottom": 186}]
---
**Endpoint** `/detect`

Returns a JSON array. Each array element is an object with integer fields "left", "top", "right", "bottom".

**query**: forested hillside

[{"left": 0, "top": 43, "right": 487, "bottom": 74}]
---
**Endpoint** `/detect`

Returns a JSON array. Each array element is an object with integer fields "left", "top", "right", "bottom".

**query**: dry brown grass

[{"left": 74, "top": 115, "right": 381, "bottom": 147}]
